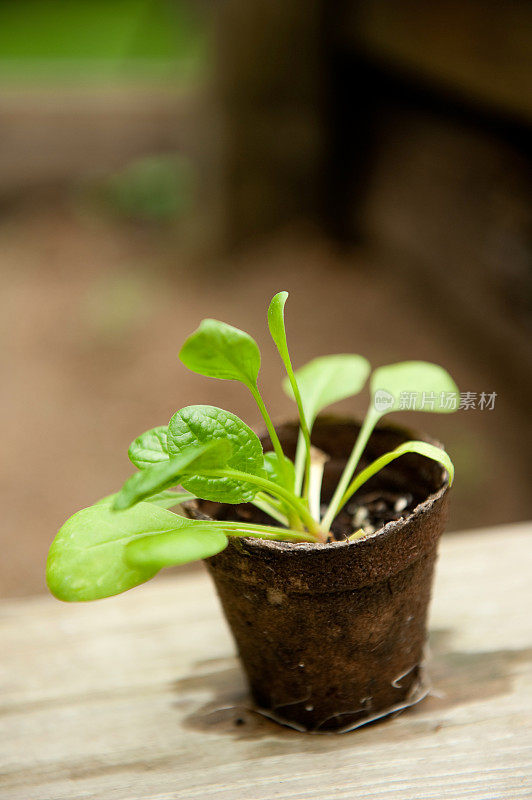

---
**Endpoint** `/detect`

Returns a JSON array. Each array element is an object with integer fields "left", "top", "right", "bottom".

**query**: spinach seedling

[{"left": 47, "top": 292, "right": 457, "bottom": 602}]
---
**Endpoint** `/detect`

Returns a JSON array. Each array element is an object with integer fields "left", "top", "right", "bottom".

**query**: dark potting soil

[
  {"left": 336, "top": 490, "right": 416, "bottom": 539},
  {"left": 198, "top": 488, "right": 416, "bottom": 543},
  {"left": 192, "top": 417, "right": 443, "bottom": 543}
]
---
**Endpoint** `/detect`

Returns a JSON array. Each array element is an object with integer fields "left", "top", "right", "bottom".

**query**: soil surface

[
  {"left": 203, "top": 489, "right": 416, "bottom": 542},
  {"left": 197, "top": 418, "right": 439, "bottom": 543}
]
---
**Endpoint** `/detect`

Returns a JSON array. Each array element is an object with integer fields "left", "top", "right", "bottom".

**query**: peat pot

[{"left": 190, "top": 417, "right": 450, "bottom": 733}]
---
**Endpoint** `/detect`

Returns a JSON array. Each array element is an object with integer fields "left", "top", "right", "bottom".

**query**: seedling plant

[{"left": 47, "top": 293, "right": 457, "bottom": 602}]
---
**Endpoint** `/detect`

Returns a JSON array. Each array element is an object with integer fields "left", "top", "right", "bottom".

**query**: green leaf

[
  {"left": 283, "top": 354, "right": 371, "bottom": 428},
  {"left": 168, "top": 405, "right": 265, "bottom": 503},
  {"left": 125, "top": 528, "right": 228, "bottom": 570},
  {"left": 267, "top": 292, "right": 292, "bottom": 375},
  {"left": 179, "top": 318, "right": 261, "bottom": 390},
  {"left": 180, "top": 309, "right": 288, "bottom": 494},
  {"left": 370, "top": 361, "right": 459, "bottom": 417},
  {"left": 96, "top": 489, "right": 196, "bottom": 510},
  {"left": 141, "top": 490, "right": 196, "bottom": 509},
  {"left": 46, "top": 502, "right": 208, "bottom": 602},
  {"left": 268, "top": 292, "right": 309, "bottom": 432},
  {"left": 128, "top": 426, "right": 169, "bottom": 469},
  {"left": 263, "top": 451, "right": 295, "bottom": 492},
  {"left": 341, "top": 439, "right": 454, "bottom": 507},
  {"left": 268, "top": 291, "right": 313, "bottom": 498},
  {"left": 113, "top": 440, "right": 232, "bottom": 510}
]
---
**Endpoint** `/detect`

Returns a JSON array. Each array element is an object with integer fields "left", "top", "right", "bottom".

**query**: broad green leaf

[
  {"left": 125, "top": 528, "right": 228, "bottom": 570},
  {"left": 128, "top": 426, "right": 169, "bottom": 469},
  {"left": 283, "top": 354, "right": 371, "bottom": 428},
  {"left": 263, "top": 451, "right": 295, "bottom": 492},
  {"left": 113, "top": 440, "right": 232, "bottom": 511},
  {"left": 96, "top": 489, "right": 195, "bottom": 510},
  {"left": 46, "top": 502, "right": 207, "bottom": 601},
  {"left": 168, "top": 405, "right": 265, "bottom": 503},
  {"left": 179, "top": 318, "right": 261, "bottom": 390},
  {"left": 181, "top": 308, "right": 287, "bottom": 493},
  {"left": 342, "top": 439, "right": 454, "bottom": 506},
  {"left": 371, "top": 361, "right": 459, "bottom": 417}
]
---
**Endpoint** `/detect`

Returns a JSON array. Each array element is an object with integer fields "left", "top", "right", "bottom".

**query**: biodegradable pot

[{"left": 191, "top": 417, "right": 450, "bottom": 733}]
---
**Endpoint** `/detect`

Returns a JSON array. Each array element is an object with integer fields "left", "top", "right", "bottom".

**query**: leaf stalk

[
  {"left": 198, "top": 467, "right": 321, "bottom": 536},
  {"left": 321, "top": 407, "right": 377, "bottom": 531}
]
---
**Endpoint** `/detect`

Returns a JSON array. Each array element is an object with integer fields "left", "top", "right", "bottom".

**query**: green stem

[
  {"left": 198, "top": 467, "right": 321, "bottom": 536},
  {"left": 248, "top": 383, "right": 300, "bottom": 529},
  {"left": 213, "top": 522, "right": 315, "bottom": 543},
  {"left": 251, "top": 494, "right": 289, "bottom": 526},
  {"left": 339, "top": 440, "right": 454, "bottom": 509},
  {"left": 248, "top": 384, "right": 287, "bottom": 480},
  {"left": 266, "top": 292, "right": 311, "bottom": 497},
  {"left": 321, "top": 406, "right": 378, "bottom": 531},
  {"left": 256, "top": 491, "right": 283, "bottom": 510},
  {"left": 249, "top": 384, "right": 300, "bottom": 528},
  {"left": 338, "top": 453, "right": 395, "bottom": 509},
  {"left": 283, "top": 377, "right": 311, "bottom": 501}
]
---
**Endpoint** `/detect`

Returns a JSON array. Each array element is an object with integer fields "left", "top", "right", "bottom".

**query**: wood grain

[{"left": 1, "top": 522, "right": 531, "bottom": 799}]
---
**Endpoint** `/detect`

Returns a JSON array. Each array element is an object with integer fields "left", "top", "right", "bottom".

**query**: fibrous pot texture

[{"left": 192, "top": 417, "right": 450, "bottom": 733}]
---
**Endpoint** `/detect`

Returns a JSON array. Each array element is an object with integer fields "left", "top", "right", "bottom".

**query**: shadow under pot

[{"left": 187, "top": 416, "right": 451, "bottom": 733}]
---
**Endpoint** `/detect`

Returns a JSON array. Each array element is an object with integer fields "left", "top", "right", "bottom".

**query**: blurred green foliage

[
  {"left": 0, "top": 0, "right": 205, "bottom": 83},
  {"left": 82, "top": 272, "right": 154, "bottom": 340},
  {"left": 93, "top": 153, "right": 194, "bottom": 222}
]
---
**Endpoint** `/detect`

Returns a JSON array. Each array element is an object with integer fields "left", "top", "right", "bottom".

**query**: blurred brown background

[{"left": 1, "top": 0, "right": 531, "bottom": 596}]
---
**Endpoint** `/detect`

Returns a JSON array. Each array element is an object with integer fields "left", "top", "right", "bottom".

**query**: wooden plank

[{"left": 1, "top": 522, "right": 531, "bottom": 799}]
